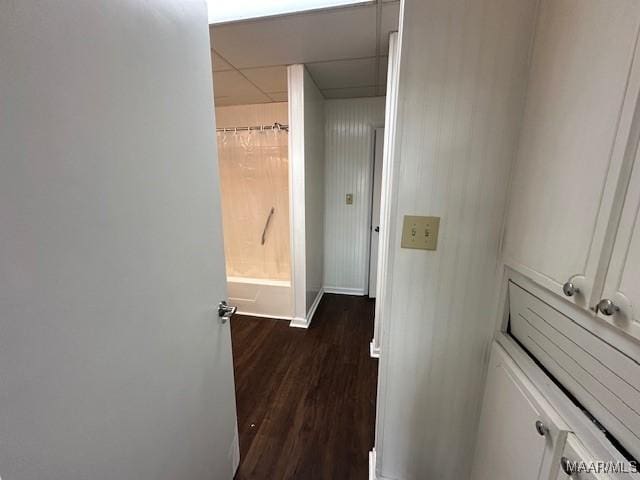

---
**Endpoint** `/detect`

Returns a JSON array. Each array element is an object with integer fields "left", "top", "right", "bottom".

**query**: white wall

[
  {"left": 0, "top": 1, "right": 238, "bottom": 479},
  {"left": 374, "top": 0, "right": 538, "bottom": 478},
  {"left": 288, "top": 65, "right": 326, "bottom": 326},
  {"left": 324, "top": 97, "right": 386, "bottom": 294},
  {"left": 303, "top": 69, "right": 326, "bottom": 313}
]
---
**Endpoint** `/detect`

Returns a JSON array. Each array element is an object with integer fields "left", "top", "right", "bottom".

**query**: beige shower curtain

[{"left": 217, "top": 128, "right": 291, "bottom": 280}]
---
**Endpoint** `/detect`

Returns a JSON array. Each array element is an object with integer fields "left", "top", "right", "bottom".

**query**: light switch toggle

[{"left": 401, "top": 215, "right": 440, "bottom": 250}]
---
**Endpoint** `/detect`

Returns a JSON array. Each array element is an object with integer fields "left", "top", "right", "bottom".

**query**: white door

[
  {"left": 599, "top": 139, "right": 640, "bottom": 341},
  {"left": 471, "top": 344, "right": 568, "bottom": 480},
  {"left": 0, "top": 2, "right": 239, "bottom": 480},
  {"left": 502, "top": 0, "right": 640, "bottom": 308},
  {"left": 368, "top": 128, "right": 385, "bottom": 298}
]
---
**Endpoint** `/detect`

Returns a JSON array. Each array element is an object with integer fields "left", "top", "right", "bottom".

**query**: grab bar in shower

[{"left": 261, "top": 207, "right": 275, "bottom": 245}]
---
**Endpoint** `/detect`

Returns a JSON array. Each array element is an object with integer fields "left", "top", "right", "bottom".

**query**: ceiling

[{"left": 210, "top": 0, "right": 400, "bottom": 106}]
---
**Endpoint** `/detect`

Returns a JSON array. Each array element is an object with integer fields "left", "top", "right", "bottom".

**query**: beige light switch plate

[
  {"left": 401, "top": 215, "right": 440, "bottom": 250},
  {"left": 346, "top": 193, "right": 353, "bottom": 205}
]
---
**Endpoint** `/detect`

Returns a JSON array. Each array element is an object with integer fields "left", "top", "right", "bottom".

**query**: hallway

[{"left": 231, "top": 294, "right": 378, "bottom": 479}]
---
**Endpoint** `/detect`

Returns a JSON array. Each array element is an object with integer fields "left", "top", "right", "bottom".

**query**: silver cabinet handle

[
  {"left": 562, "top": 275, "right": 582, "bottom": 297},
  {"left": 596, "top": 298, "right": 619, "bottom": 316},
  {"left": 535, "top": 420, "right": 548, "bottom": 436},
  {"left": 560, "top": 457, "right": 574, "bottom": 476},
  {"left": 562, "top": 281, "right": 579, "bottom": 297},
  {"left": 218, "top": 300, "right": 237, "bottom": 324}
]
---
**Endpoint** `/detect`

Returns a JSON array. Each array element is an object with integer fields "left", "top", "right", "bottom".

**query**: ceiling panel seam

[{"left": 213, "top": 48, "right": 277, "bottom": 102}]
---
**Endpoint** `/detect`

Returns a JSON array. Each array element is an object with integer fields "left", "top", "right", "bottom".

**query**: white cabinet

[
  {"left": 503, "top": 0, "right": 640, "bottom": 313},
  {"left": 471, "top": 344, "right": 568, "bottom": 480},
  {"left": 599, "top": 145, "right": 640, "bottom": 338},
  {"left": 554, "top": 434, "right": 613, "bottom": 480}
]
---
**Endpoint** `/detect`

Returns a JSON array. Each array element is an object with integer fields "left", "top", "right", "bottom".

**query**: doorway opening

[
  {"left": 209, "top": 1, "right": 400, "bottom": 477},
  {"left": 368, "top": 127, "right": 385, "bottom": 298},
  {"left": 215, "top": 103, "right": 292, "bottom": 320}
]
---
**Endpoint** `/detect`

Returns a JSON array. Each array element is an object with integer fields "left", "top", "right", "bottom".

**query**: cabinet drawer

[
  {"left": 472, "top": 343, "right": 568, "bottom": 480},
  {"left": 509, "top": 281, "right": 640, "bottom": 461},
  {"left": 555, "top": 434, "right": 614, "bottom": 480}
]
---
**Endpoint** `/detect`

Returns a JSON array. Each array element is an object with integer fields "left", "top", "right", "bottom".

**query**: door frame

[
  {"left": 370, "top": 31, "right": 401, "bottom": 359},
  {"left": 367, "top": 127, "right": 385, "bottom": 299}
]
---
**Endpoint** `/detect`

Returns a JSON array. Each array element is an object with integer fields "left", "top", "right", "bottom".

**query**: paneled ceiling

[{"left": 210, "top": 0, "right": 400, "bottom": 106}]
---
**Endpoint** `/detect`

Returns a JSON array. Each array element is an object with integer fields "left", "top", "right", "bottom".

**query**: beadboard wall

[
  {"left": 374, "top": 0, "right": 538, "bottom": 479},
  {"left": 323, "top": 97, "right": 386, "bottom": 294},
  {"left": 303, "top": 68, "right": 326, "bottom": 316}
]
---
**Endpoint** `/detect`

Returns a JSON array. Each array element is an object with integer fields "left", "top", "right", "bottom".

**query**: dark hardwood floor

[{"left": 231, "top": 294, "right": 378, "bottom": 480}]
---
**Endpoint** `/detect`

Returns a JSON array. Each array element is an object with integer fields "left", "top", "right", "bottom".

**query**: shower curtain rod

[{"left": 216, "top": 122, "right": 289, "bottom": 133}]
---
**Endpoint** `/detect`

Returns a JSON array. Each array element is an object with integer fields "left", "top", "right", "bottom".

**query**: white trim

[
  {"left": 369, "top": 449, "right": 394, "bottom": 480},
  {"left": 235, "top": 311, "right": 293, "bottom": 321},
  {"left": 368, "top": 449, "right": 376, "bottom": 480},
  {"left": 227, "top": 276, "right": 291, "bottom": 287},
  {"left": 373, "top": 14, "right": 405, "bottom": 479},
  {"left": 229, "top": 422, "right": 240, "bottom": 478},
  {"left": 323, "top": 286, "right": 366, "bottom": 296},
  {"left": 289, "top": 287, "right": 324, "bottom": 329},
  {"left": 371, "top": 31, "right": 401, "bottom": 359},
  {"left": 307, "top": 287, "right": 324, "bottom": 322},
  {"left": 289, "top": 316, "right": 310, "bottom": 329},
  {"left": 369, "top": 341, "right": 380, "bottom": 358},
  {"left": 288, "top": 65, "right": 308, "bottom": 323}
]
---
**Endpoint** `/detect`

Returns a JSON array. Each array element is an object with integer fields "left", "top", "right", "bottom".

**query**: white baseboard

[
  {"left": 323, "top": 286, "right": 366, "bottom": 296},
  {"left": 369, "top": 449, "right": 378, "bottom": 480},
  {"left": 236, "top": 311, "right": 293, "bottom": 321},
  {"left": 230, "top": 423, "right": 240, "bottom": 478},
  {"left": 289, "top": 288, "right": 324, "bottom": 329},
  {"left": 289, "top": 317, "right": 309, "bottom": 329},
  {"left": 369, "top": 341, "right": 381, "bottom": 358},
  {"left": 369, "top": 449, "right": 395, "bottom": 480},
  {"left": 307, "top": 288, "right": 324, "bottom": 322}
]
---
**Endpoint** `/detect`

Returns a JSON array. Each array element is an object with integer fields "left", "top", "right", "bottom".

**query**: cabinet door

[
  {"left": 599, "top": 142, "right": 640, "bottom": 341},
  {"left": 471, "top": 344, "right": 568, "bottom": 480},
  {"left": 503, "top": 0, "right": 640, "bottom": 307},
  {"left": 554, "top": 434, "right": 613, "bottom": 480}
]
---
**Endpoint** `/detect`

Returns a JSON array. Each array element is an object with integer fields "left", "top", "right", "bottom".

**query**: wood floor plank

[{"left": 231, "top": 294, "right": 378, "bottom": 480}]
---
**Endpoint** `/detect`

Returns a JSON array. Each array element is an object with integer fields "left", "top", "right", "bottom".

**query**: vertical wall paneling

[
  {"left": 371, "top": 32, "right": 401, "bottom": 359},
  {"left": 374, "top": 0, "right": 539, "bottom": 479},
  {"left": 324, "top": 97, "right": 386, "bottom": 294},
  {"left": 303, "top": 68, "right": 326, "bottom": 319},
  {"left": 288, "top": 65, "right": 326, "bottom": 328}
]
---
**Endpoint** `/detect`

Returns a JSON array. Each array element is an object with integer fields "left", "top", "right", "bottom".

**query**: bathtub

[{"left": 227, "top": 276, "right": 293, "bottom": 320}]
